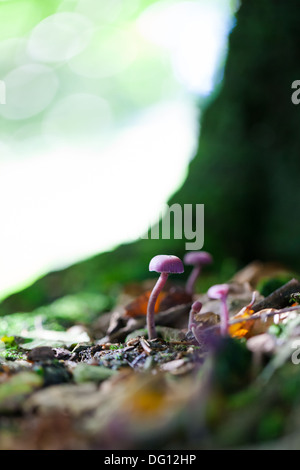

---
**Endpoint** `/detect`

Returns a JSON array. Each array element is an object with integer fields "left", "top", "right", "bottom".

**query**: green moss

[
  {"left": 0, "top": 348, "right": 26, "bottom": 361},
  {"left": 211, "top": 337, "right": 253, "bottom": 394},
  {"left": 256, "top": 276, "right": 294, "bottom": 297},
  {"left": 0, "top": 292, "right": 112, "bottom": 337},
  {"left": 268, "top": 324, "right": 284, "bottom": 337},
  {"left": 256, "top": 409, "right": 285, "bottom": 441}
]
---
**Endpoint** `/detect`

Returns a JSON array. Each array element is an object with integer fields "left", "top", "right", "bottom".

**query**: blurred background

[
  {"left": 0, "top": 0, "right": 237, "bottom": 301},
  {"left": 1, "top": 1, "right": 300, "bottom": 451}
]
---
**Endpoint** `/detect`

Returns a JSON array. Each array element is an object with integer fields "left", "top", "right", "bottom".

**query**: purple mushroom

[
  {"left": 147, "top": 255, "right": 184, "bottom": 340},
  {"left": 207, "top": 283, "right": 230, "bottom": 336},
  {"left": 184, "top": 251, "right": 213, "bottom": 295}
]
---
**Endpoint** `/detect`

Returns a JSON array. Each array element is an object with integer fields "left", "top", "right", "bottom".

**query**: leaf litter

[{"left": 1, "top": 263, "right": 300, "bottom": 449}]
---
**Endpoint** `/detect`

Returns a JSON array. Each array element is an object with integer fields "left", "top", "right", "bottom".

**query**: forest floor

[{"left": 1, "top": 261, "right": 300, "bottom": 450}]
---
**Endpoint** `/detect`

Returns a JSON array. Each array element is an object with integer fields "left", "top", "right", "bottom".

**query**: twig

[
  {"left": 128, "top": 352, "right": 146, "bottom": 368},
  {"left": 139, "top": 337, "right": 152, "bottom": 355},
  {"left": 251, "top": 278, "right": 300, "bottom": 312},
  {"left": 229, "top": 305, "right": 300, "bottom": 326},
  {"left": 204, "top": 305, "right": 300, "bottom": 333}
]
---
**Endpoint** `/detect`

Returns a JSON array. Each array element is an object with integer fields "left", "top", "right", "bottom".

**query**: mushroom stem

[
  {"left": 220, "top": 295, "right": 229, "bottom": 336},
  {"left": 186, "top": 265, "right": 201, "bottom": 295},
  {"left": 147, "top": 272, "right": 169, "bottom": 340}
]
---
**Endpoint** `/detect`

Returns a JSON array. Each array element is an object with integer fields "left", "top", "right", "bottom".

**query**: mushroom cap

[
  {"left": 184, "top": 251, "right": 213, "bottom": 266},
  {"left": 191, "top": 300, "right": 202, "bottom": 313},
  {"left": 149, "top": 255, "right": 184, "bottom": 274},
  {"left": 207, "top": 283, "right": 230, "bottom": 300}
]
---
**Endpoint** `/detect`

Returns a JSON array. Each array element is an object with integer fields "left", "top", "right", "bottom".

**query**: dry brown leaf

[
  {"left": 231, "top": 261, "right": 290, "bottom": 288},
  {"left": 228, "top": 307, "right": 255, "bottom": 338},
  {"left": 124, "top": 290, "right": 166, "bottom": 317},
  {"left": 194, "top": 311, "right": 220, "bottom": 329},
  {"left": 124, "top": 287, "right": 192, "bottom": 318},
  {"left": 229, "top": 306, "right": 291, "bottom": 339}
]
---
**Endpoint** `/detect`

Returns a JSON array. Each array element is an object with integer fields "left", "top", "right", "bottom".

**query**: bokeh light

[
  {"left": 27, "top": 12, "right": 93, "bottom": 63},
  {"left": 0, "top": 0, "right": 236, "bottom": 299},
  {"left": 68, "top": 26, "right": 138, "bottom": 79},
  {"left": 0, "top": 64, "right": 59, "bottom": 120},
  {"left": 0, "top": 38, "right": 29, "bottom": 76}
]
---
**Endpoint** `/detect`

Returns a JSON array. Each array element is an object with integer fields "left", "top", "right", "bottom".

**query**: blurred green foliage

[
  {"left": 0, "top": 292, "right": 112, "bottom": 334},
  {"left": 0, "top": 0, "right": 185, "bottom": 140}
]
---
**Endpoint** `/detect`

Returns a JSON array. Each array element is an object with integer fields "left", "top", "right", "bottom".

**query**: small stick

[
  {"left": 251, "top": 278, "right": 300, "bottom": 312},
  {"left": 130, "top": 352, "right": 147, "bottom": 367},
  {"left": 140, "top": 337, "right": 152, "bottom": 355},
  {"left": 204, "top": 304, "right": 300, "bottom": 333}
]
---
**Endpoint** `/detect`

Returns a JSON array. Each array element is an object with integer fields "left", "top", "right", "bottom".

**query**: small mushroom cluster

[
  {"left": 184, "top": 251, "right": 212, "bottom": 295},
  {"left": 147, "top": 255, "right": 184, "bottom": 340},
  {"left": 145, "top": 250, "right": 236, "bottom": 341},
  {"left": 146, "top": 250, "right": 225, "bottom": 340},
  {"left": 207, "top": 284, "right": 230, "bottom": 336}
]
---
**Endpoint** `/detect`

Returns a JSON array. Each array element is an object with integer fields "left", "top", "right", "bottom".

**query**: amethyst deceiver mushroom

[
  {"left": 207, "top": 283, "right": 230, "bottom": 336},
  {"left": 184, "top": 251, "right": 213, "bottom": 295},
  {"left": 147, "top": 255, "right": 184, "bottom": 340}
]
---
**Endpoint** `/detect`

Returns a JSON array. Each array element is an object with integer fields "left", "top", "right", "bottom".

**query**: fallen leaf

[
  {"left": 0, "top": 371, "right": 43, "bottom": 413},
  {"left": 124, "top": 287, "right": 192, "bottom": 318},
  {"left": 159, "top": 287, "right": 192, "bottom": 312},
  {"left": 231, "top": 261, "right": 291, "bottom": 288},
  {"left": 194, "top": 311, "right": 220, "bottom": 329},
  {"left": 228, "top": 307, "right": 255, "bottom": 339},
  {"left": 72, "top": 363, "right": 117, "bottom": 384},
  {"left": 124, "top": 291, "right": 166, "bottom": 317},
  {"left": 229, "top": 306, "right": 291, "bottom": 339}
]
